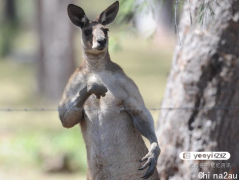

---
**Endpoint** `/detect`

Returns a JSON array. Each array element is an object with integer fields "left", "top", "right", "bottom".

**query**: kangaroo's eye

[
  {"left": 103, "top": 28, "right": 109, "bottom": 35},
  {"left": 84, "top": 29, "right": 92, "bottom": 36}
]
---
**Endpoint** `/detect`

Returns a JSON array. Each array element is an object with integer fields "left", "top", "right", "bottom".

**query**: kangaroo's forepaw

[
  {"left": 138, "top": 155, "right": 157, "bottom": 179},
  {"left": 87, "top": 83, "right": 108, "bottom": 99},
  {"left": 138, "top": 143, "right": 160, "bottom": 179}
]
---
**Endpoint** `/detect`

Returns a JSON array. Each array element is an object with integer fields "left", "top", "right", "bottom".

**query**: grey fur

[{"left": 58, "top": 1, "right": 160, "bottom": 179}]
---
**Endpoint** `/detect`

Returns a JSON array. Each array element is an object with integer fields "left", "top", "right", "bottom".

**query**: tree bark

[
  {"left": 37, "top": 0, "right": 76, "bottom": 101},
  {"left": 156, "top": 0, "right": 239, "bottom": 179}
]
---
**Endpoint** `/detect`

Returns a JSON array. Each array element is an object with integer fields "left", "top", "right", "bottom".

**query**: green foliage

[
  {"left": 117, "top": 0, "right": 156, "bottom": 25},
  {"left": 197, "top": 0, "right": 221, "bottom": 25},
  {"left": 116, "top": 0, "right": 222, "bottom": 37},
  {"left": 117, "top": 0, "right": 135, "bottom": 24}
]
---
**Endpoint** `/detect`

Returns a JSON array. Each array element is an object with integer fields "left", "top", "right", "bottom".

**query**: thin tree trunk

[
  {"left": 156, "top": 0, "right": 239, "bottom": 179},
  {"left": 4, "top": 0, "right": 16, "bottom": 21},
  {"left": 155, "top": 0, "right": 174, "bottom": 32},
  {"left": 1, "top": 0, "right": 17, "bottom": 57},
  {"left": 153, "top": 0, "right": 175, "bottom": 48},
  {"left": 37, "top": 0, "right": 76, "bottom": 101}
]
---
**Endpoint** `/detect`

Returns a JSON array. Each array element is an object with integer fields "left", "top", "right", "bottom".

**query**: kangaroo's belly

[
  {"left": 80, "top": 104, "right": 158, "bottom": 179},
  {"left": 82, "top": 105, "right": 147, "bottom": 158},
  {"left": 80, "top": 110, "right": 158, "bottom": 180}
]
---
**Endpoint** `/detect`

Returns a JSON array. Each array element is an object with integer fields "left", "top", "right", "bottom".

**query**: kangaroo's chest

[
  {"left": 82, "top": 71, "right": 132, "bottom": 145},
  {"left": 84, "top": 71, "right": 126, "bottom": 111}
]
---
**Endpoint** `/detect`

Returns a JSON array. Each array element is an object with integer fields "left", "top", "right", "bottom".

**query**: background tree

[
  {"left": 4, "top": 0, "right": 16, "bottom": 21},
  {"left": 156, "top": 0, "right": 239, "bottom": 179},
  {"left": 154, "top": 0, "right": 174, "bottom": 37},
  {"left": 0, "top": 0, "right": 17, "bottom": 57},
  {"left": 118, "top": 0, "right": 176, "bottom": 48},
  {"left": 37, "top": 0, "right": 76, "bottom": 101}
]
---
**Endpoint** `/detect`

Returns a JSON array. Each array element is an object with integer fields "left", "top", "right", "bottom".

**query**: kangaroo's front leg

[
  {"left": 58, "top": 86, "right": 91, "bottom": 128},
  {"left": 124, "top": 98, "right": 160, "bottom": 179},
  {"left": 58, "top": 83, "right": 108, "bottom": 128}
]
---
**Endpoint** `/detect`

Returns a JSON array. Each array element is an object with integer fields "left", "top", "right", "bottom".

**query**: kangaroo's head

[{"left": 67, "top": 1, "right": 119, "bottom": 54}]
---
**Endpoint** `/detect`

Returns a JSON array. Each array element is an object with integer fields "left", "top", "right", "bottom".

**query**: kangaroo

[{"left": 58, "top": 1, "right": 160, "bottom": 179}]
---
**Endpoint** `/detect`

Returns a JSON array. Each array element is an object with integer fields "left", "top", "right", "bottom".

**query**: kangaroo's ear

[
  {"left": 67, "top": 4, "right": 89, "bottom": 28},
  {"left": 98, "top": 1, "right": 119, "bottom": 26}
]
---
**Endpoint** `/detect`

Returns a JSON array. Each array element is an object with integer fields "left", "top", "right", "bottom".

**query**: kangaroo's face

[
  {"left": 67, "top": 1, "right": 119, "bottom": 54},
  {"left": 81, "top": 23, "right": 109, "bottom": 53}
]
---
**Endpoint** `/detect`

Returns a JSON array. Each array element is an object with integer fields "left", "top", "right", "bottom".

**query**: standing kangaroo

[{"left": 58, "top": 1, "right": 160, "bottom": 179}]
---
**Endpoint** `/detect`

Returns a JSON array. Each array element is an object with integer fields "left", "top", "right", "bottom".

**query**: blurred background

[{"left": 0, "top": 0, "right": 177, "bottom": 179}]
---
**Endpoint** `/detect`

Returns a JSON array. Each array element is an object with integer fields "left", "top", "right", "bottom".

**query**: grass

[{"left": 0, "top": 31, "right": 173, "bottom": 179}]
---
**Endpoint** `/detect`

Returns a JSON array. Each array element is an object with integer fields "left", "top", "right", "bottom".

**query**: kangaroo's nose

[{"left": 97, "top": 38, "right": 106, "bottom": 46}]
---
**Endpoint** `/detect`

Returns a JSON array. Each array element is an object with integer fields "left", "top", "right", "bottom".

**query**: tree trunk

[
  {"left": 155, "top": 0, "right": 174, "bottom": 32},
  {"left": 156, "top": 0, "right": 239, "bottom": 179},
  {"left": 4, "top": 0, "right": 16, "bottom": 22},
  {"left": 153, "top": 0, "right": 175, "bottom": 48},
  {"left": 1, "top": 0, "right": 17, "bottom": 57},
  {"left": 37, "top": 0, "right": 76, "bottom": 101}
]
